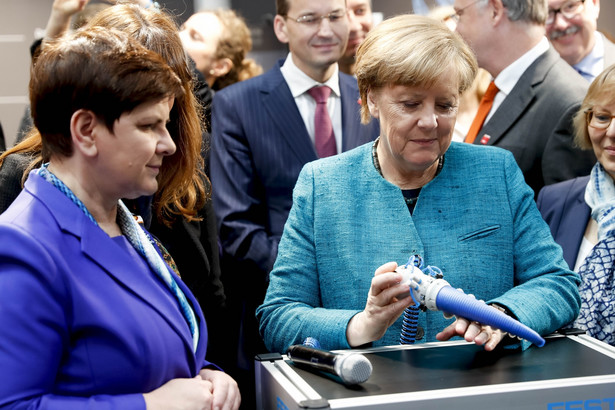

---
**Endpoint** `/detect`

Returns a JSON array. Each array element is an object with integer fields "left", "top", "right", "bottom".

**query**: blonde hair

[
  {"left": 355, "top": 14, "right": 478, "bottom": 124},
  {"left": 573, "top": 64, "right": 615, "bottom": 150},
  {"left": 206, "top": 9, "right": 263, "bottom": 90}
]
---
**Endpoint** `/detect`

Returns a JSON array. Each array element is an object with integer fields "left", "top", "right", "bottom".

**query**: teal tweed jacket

[{"left": 257, "top": 142, "right": 581, "bottom": 354}]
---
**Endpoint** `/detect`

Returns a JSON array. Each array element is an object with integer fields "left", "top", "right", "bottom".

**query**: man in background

[
  {"left": 338, "top": 0, "right": 374, "bottom": 75},
  {"left": 546, "top": 0, "right": 615, "bottom": 82},
  {"left": 209, "top": 0, "right": 379, "bottom": 406},
  {"left": 455, "top": 0, "right": 589, "bottom": 193}
]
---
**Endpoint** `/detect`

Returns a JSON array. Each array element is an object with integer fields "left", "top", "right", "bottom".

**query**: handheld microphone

[{"left": 287, "top": 344, "right": 373, "bottom": 385}]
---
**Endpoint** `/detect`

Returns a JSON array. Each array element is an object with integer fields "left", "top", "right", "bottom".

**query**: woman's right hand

[
  {"left": 346, "top": 261, "right": 413, "bottom": 347},
  {"left": 143, "top": 375, "right": 215, "bottom": 410}
]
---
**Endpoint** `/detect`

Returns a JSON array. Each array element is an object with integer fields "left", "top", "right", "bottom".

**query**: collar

[
  {"left": 573, "top": 31, "right": 604, "bottom": 81},
  {"left": 280, "top": 52, "right": 341, "bottom": 98},
  {"left": 494, "top": 36, "right": 550, "bottom": 97}
]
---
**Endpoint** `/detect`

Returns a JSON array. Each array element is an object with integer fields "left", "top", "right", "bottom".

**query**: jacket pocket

[{"left": 458, "top": 225, "right": 501, "bottom": 242}]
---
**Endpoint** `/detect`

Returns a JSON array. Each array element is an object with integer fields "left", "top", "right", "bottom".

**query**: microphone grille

[{"left": 338, "top": 354, "right": 373, "bottom": 385}]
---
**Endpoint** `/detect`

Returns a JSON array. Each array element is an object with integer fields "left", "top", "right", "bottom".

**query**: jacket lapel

[
  {"left": 80, "top": 227, "right": 196, "bottom": 360},
  {"left": 260, "top": 65, "right": 318, "bottom": 164},
  {"left": 558, "top": 176, "right": 592, "bottom": 269},
  {"left": 28, "top": 175, "right": 198, "bottom": 366},
  {"left": 480, "top": 48, "right": 559, "bottom": 146}
]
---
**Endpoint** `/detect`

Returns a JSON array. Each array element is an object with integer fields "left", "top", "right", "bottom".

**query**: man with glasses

[
  {"left": 209, "top": 0, "right": 379, "bottom": 405},
  {"left": 454, "top": 0, "right": 591, "bottom": 193},
  {"left": 546, "top": 0, "right": 615, "bottom": 82}
]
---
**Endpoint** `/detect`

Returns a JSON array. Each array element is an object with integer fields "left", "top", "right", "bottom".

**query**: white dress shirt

[
  {"left": 280, "top": 53, "right": 343, "bottom": 154},
  {"left": 573, "top": 31, "right": 605, "bottom": 82}
]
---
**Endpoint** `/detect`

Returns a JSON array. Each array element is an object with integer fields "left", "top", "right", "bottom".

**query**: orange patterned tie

[{"left": 464, "top": 81, "right": 499, "bottom": 144}]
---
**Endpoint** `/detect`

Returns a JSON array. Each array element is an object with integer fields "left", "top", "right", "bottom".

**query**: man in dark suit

[
  {"left": 209, "top": 0, "right": 379, "bottom": 405},
  {"left": 454, "top": 0, "right": 589, "bottom": 194}
]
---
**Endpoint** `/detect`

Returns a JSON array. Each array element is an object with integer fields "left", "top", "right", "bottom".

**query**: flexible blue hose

[
  {"left": 435, "top": 285, "right": 545, "bottom": 347},
  {"left": 400, "top": 305, "right": 420, "bottom": 344}
]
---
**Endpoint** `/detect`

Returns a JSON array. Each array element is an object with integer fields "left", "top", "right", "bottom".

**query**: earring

[{"left": 209, "top": 69, "right": 215, "bottom": 75}]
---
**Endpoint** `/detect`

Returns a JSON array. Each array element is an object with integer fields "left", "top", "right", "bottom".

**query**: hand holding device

[{"left": 396, "top": 263, "right": 545, "bottom": 347}]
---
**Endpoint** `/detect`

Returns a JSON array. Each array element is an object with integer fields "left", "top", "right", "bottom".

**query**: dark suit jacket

[
  {"left": 536, "top": 175, "right": 591, "bottom": 270},
  {"left": 210, "top": 62, "right": 379, "bottom": 282},
  {"left": 0, "top": 173, "right": 212, "bottom": 407},
  {"left": 0, "top": 153, "right": 31, "bottom": 213},
  {"left": 472, "top": 47, "right": 589, "bottom": 194}
]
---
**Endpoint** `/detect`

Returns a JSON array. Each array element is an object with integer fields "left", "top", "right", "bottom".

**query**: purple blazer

[
  {"left": 536, "top": 176, "right": 591, "bottom": 270},
  {"left": 0, "top": 173, "right": 213, "bottom": 409}
]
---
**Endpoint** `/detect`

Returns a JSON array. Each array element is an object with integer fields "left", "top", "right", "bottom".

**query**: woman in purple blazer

[
  {"left": 537, "top": 64, "right": 615, "bottom": 346},
  {"left": 0, "top": 27, "right": 239, "bottom": 409}
]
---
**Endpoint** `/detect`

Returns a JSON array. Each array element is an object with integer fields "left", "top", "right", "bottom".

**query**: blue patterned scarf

[
  {"left": 37, "top": 164, "right": 199, "bottom": 352},
  {"left": 574, "top": 163, "right": 615, "bottom": 345}
]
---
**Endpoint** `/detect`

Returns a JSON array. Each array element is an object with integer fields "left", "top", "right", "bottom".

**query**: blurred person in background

[
  {"left": 454, "top": 0, "right": 589, "bottom": 193},
  {"left": 180, "top": 8, "right": 263, "bottom": 130},
  {"left": 338, "top": 0, "right": 374, "bottom": 75},
  {"left": 546, "top": 0, "right": 615, "bottom": 82},
  {"left": 428, "top": 5, "right": 491, "bottom": 142}
]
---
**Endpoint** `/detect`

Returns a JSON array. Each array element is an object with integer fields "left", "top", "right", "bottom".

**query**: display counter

[{"left": 255, "top": 335, "right": 615, "bottom": 409}]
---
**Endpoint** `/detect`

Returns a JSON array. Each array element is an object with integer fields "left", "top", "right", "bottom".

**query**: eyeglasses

[
  {"left": 546, "top": 0, "right": 586, "bottom": 25},
  {"left": 285, "top": 9, "right": 347, "bottom": 26},
  {"left": 449, "top": 0, "right": 485, "bottom": 23},
  {"left": 586, "top": 110, "right": 615, "bottom": 130}
]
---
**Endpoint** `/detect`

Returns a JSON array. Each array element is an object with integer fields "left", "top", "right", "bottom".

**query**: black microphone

[{"left": 286, "top": 344, "right": 373, "bottom": 385}]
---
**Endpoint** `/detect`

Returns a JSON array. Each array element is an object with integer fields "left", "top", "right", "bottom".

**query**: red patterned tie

[{"left": 308, "top": 86, "right": 337, "bottom": 157}]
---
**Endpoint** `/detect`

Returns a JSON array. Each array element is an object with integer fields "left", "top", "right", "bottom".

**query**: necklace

[{"left": 371, "top": 137, "right": 444, "bottom": 182}]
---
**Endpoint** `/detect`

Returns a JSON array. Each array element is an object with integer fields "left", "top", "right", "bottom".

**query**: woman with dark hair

[
  {"left": 0, "top": 26, "right": 240, "bottom": 409},
  {"left": 0, "top": 4, "right": 227, "bottom": 353}
]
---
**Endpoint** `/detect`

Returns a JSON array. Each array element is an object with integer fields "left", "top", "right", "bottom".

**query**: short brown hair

[
  {"left": 355, "top": 14, "right": 478, "bottom": 124},
  {"left": 276, "top": 0, "right": 290, "bottom": 16},
  {"left": 30, "top": 26, "right": 182, "bottom": 159}
]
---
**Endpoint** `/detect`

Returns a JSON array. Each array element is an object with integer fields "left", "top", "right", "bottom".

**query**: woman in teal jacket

[{"left": 257, "top": 15, "right": 581, "bottom": 354}]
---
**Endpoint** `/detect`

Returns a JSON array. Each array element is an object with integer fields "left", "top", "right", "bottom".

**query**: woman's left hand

[
  {"left": 197, "top": 369, "right": 241, "bottom": 410},
  {"left": 435, "top": 317, "right": 507, "bottom": 351}
]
